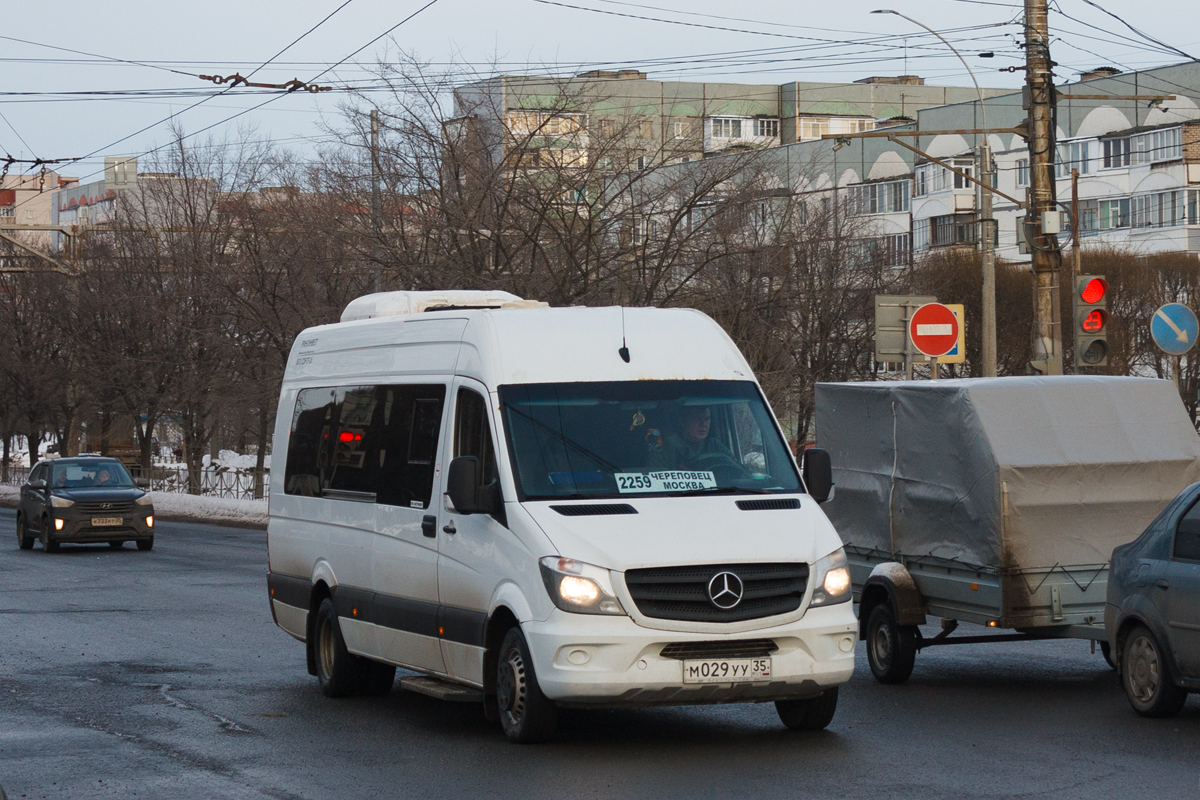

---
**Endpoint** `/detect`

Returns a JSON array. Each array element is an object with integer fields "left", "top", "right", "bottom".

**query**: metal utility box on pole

[{"left": 1024, "top": 0, "right": 1064, "bottom": 375}]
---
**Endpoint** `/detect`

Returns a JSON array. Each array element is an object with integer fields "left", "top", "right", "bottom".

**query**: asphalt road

[{"left": 0, "top": 509, "right": 1196, "bottom": 800}]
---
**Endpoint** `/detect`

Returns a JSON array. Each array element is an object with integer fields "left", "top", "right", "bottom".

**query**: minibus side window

[
  {"left": 375, "top": 385, "right": 447, "bottom": 510},
  {"left": 284, "top": 387, "right": 335, "bottom": 497},
  {"left": 455, "top": 388, "right": 497, "bottom": 488}
]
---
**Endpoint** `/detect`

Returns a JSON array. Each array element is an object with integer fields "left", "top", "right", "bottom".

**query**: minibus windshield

[{"left": 498, "top": 381, "right": 802, "bottom": 500}]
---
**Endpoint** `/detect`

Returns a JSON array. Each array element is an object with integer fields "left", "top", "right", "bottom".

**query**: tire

[
  {"left": 1121, "top": 625, "right": 1187, "bottom": 718},
  {"left": 1100, "top": 641, "right": 1116, "bottom": 670},
  {"left": 16, "top": 516, "right": 33, "bottom": 550},
  {"left": 359, "top": 659, "right": 396, "bottom": 696},
  {"left": 314, "top": 597, "right": 361, "bottom": 698},
  {"left": 776, "top": 687, "right": 839, "bottom": 731},
  {"left": 865, "top": 604, "right": 918, "bottom": 685},
  {"left": 136, "top": 538, "right": 153, "bottom": 551},
  {"left": 41, "top": 520, "right": 59, "bottom": 553},
  {"left": 109, "top": 541, "right": 125, "bottom": 549},
  {"left": 495, "top": 627, "right": 557, "bottom": 743}
]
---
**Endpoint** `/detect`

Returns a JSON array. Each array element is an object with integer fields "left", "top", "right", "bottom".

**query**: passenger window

[
  {"left": 28, "top": 464, "right": 44, "bottom": 484},
  {"left": 455, "top": 388, "right": 497, "bottom": 488},
  {"left": 285, "top": 387, "right": 336, "bottom": 497},
  {"left": 376, "top": 386, "right": 447, "bottom": 509},
  {"left": 1174, "top": 501, "right": 1200, "bottom": 562},
  {"left": 285, "top": 384, "right": 447, "bottom": 508}
]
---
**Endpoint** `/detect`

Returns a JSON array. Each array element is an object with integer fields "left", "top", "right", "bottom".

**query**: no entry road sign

[
  {"left": 1152, "top": 303, "right": 1198, "bottom": 356},
  {"left": 909, "top": 303, "right": 960, "bottom": 358}
]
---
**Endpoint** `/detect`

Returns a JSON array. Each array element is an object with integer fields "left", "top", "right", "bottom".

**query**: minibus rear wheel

[
  {"left": 775, "top": 687, "right": 838, "bottom": 731},
  {"left": 495, "top": 627, "right": 557, "bottom": 743},
  {"left": 314, "top": 598, "right": 360, "bottom": 698}
]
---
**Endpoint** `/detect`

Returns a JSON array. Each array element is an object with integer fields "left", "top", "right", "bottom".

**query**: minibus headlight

[
  {"left": 810, "top": 548, "right": 852, "bottom": 607},
  {"left": 50, "top": 496, "right": 75, "bottom": 508},
  {"left": 135, "top": 493, "right": 154, "bottom": 506},
  {"left": 539, "top": 557, "right": 625, "bottom": 616}
]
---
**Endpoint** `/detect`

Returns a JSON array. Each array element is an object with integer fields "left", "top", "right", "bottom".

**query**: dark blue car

[{"left": 1106, "top": 482, "right": 1200, "bottom": 717}]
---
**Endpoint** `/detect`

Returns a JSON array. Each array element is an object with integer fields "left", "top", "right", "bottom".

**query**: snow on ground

[
  {"left": 0, "top": 484, "right": 267, "bottom": 528},
  {"left": 147, "top": 492, "right": 268, "bottom": 528}
]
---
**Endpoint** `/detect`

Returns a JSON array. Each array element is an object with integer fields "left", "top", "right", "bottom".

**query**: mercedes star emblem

[{"left": 707, "top": 571, "right": 744, "bottom": 609}]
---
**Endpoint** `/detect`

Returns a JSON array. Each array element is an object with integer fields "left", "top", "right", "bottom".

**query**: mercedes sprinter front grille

[{"left": 623, "top": 563, "right": 809, "bottom": 623}]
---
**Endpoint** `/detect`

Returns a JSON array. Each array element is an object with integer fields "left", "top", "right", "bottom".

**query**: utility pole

[
  {"left": 370, "top": 109, "right": 383, "bottom": 293},
  {"left": 980, "top": 139, "right": 996, "bottom": 377},
  {"left": 1024, "top": 0, "right": 1063, "bottom": 374}
]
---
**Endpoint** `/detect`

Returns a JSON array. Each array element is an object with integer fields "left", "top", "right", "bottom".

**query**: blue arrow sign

[{"left": 1151, "top": 303, "right": 1199, "bottom": 356}]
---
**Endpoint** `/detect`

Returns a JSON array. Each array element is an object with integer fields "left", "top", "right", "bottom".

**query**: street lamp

[{"left": 872, "top": 9, "right": 998, "bottom": 377}]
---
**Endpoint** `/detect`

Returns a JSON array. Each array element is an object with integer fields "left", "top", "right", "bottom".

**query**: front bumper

[
  {"left": 523, "top": 602, "right": 857, "bottom": 707},
  {"left": 49, "top": 510, "right": 154, "bottom": 543}
]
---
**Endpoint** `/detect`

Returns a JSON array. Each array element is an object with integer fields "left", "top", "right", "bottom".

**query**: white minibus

[{"left": 267, "top": 291, "right": 857, "bottom": 742}]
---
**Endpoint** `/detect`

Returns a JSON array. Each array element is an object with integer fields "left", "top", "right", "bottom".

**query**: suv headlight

[
  {"left": 539, "top": 557, "right": 626, "bottom": 615},
  {"left": 810, "top": 548, "right": 852, "bottom": 607},
  {"left": 50, "top": 496, "right": 74, "bottom": 508},
  {"left": 135, "top": 493, "right": 154, "bottom": 506}
]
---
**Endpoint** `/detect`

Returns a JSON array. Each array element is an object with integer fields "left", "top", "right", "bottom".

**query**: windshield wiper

[{"left": 666, "top": 486, "right": 776, "bottom": 497}]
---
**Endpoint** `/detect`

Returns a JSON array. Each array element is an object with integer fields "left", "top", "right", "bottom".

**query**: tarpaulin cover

[{"left": 815, "top": 376, "right": 1200, "bottom": 570}]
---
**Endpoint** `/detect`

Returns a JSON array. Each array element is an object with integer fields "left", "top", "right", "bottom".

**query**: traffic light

[{"left": 1074, "top": 275, "right": 1109, "bottom": 368}]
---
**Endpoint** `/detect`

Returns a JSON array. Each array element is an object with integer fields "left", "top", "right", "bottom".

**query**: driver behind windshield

[{"left": 647, "top": 405, "right": 734, "bottom": 471}]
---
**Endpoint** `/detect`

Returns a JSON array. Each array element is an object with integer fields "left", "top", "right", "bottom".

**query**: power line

[
  {"left": 0, "top": 34, "right": 200, "bottom": 77},
  {"left": 1070, "top": 0, "right": 1197, "bottom": 62},
  {"left": 0, "top": 108, "right": 38, "bottom": 160}
]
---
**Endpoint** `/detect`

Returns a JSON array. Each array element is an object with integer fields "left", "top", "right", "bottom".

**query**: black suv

[{"left": 16, "top": 457, "right": 155, "bottom": 552}]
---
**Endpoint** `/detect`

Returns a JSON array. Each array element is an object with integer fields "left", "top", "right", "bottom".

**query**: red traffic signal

[
  {"left": 1081, "top": 308, "right": 1108, "bottom": 333},
  {"left": 1079, "top": 277, "right": 1107, "bottom": 304}
]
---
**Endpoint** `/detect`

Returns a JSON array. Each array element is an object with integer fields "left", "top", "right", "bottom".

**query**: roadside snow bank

[
  {"left": 0, "top": 484, "right": 267, "bottom": 528},
  {"left": 148, "top": 492, "right": 268, "bottom": 527}
]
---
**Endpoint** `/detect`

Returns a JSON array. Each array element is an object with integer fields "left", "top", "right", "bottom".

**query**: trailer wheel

[{"left": 866, "top": 605, "right": 917, "bottom": 684}]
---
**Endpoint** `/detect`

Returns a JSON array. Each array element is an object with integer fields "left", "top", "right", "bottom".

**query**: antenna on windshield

[{"left": 618, "top": 306, "right": 631, "bottom": 363}]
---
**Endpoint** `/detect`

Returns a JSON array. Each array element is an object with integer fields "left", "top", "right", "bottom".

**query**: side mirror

[
  {"left": 802, "top": 448, "right": 834, "bottom": 504},
  {"left": 446, "top": 456, "right": 482, "bottom": 515},
  {"left": 135, "top": 477, "right": 150, "bottom": 488},
  {"left": 28, "top": 480, "right": 46, "bottom": 491}
]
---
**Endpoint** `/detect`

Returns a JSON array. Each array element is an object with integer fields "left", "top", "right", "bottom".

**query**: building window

[
  {"left": 929, "top": 213, "right": 976, "bottom": 247},
  {"left": 674, "top": 120, "right": 692, "bottom": 139},
  {"left": 711, "top": 118, "right": 742, "bottom": 139},
  {"left": 953, "top": 163, "right": 975, "bottom": 190},
  {"left": 800, "top": 118, "right": 829, "bottom": 141},
  {"left": 914, "top": 167, "right": 928, "bottom": 197},
  {"left": 1103, "top": 138, "right": 1130, "bottom": 168},
  {"left": 1131, "top": 190, "right": 1186, "bottom": 228},
  {"left": 636, "top": 155, "right": 647, "bottom": 170},
  {"left": 848, "top": 180, "right": 911, "bottom": 215},
  {"left": 1016, "top": 158, "right": 1029, "bottom": 188},
  {"left": 753, "top": 118, "right": 779, "bottom": 138},
  {"left": 637, "top": 120, "right": 655, "bottom": 139},
  {"left": 913, "top": 218, "right": 930, "bottom": 251},
  {"left": 1130, "top": 126, "right": 1182, "bottom": 164},
  {"left": 1056, "top": 141, "right": 1091, "bottom": 178},
  {"left": 599, "top": 119, "right": 614, "bottom": 138},
  {"left": 1099, "top": 198, "right": 1130, "bottom": 229}
]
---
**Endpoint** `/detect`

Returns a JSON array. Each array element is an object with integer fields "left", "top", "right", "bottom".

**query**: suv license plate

[
  {"left": 91, "top": 517, "right": 123, "bottom": 527},
  {"left": 682, "top": 657, "right": 771, "bottom": 684}
]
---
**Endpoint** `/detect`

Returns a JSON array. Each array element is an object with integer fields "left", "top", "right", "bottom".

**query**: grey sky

[{"left": 4, "top": 0, "right": 1195, "bottom": 183}]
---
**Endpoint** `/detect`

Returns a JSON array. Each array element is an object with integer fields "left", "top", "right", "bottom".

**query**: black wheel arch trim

[{"left": 858, "top": 569, "right": 927, "bottom": 639}]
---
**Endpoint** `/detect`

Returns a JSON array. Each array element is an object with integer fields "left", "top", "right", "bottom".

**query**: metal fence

[{"left": 0, "top": 463, "right": 270, "bottom": 501}]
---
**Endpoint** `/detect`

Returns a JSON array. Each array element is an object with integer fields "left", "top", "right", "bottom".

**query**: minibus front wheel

[{"left": 495, "top": 628, "right": 558, "bottom": 743}]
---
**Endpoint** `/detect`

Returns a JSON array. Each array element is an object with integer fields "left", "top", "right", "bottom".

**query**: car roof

[{"left": 36, "top": 457, "right": 124, "bottom": 467}]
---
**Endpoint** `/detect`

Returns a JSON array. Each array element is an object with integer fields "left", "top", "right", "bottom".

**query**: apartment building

[
  {"left": 449, "top": 71, "right": 1005, "bottom": 174},
  {"left": 638, "top": 61, "right": 1200, "bottom": 267},
  {"left": 1, "top": 169, "right": 78, "bottom": 250}
]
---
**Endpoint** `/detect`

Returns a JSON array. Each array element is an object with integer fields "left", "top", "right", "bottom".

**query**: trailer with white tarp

[{"left": 814, "top": 375, "right": 1200, "bottom": 683}]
